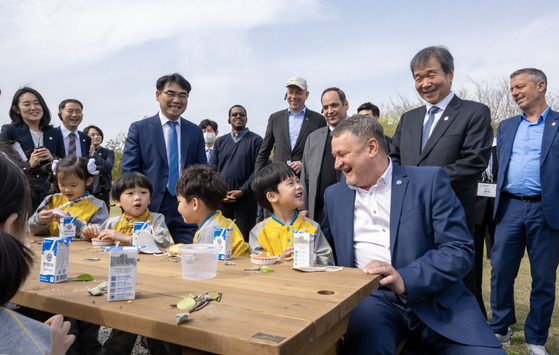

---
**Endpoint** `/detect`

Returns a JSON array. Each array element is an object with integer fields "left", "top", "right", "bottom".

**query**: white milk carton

[
  {"left": 213, "top": 228, "right": 232, "bottom": 260},
  {"left": 59, "top": 216, "right": 77, "bottom": 240},
  {"left": 293, "top": 232, "right": 316, "bottom": 268},
  {"left": 131, "top": 222, "right": 152, "bottom": 247},
  {"left": 107, "top": 247, "right": 138, "bottom": 302},
  {"left": 40, "top": 237, "right": 70, "bottom": 283}
]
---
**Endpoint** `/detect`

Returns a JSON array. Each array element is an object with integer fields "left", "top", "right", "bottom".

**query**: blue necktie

[
  {"left": 421, "top": 106, "right": 439, "bottom": 151},
  {"left": 168, "top": 121, "right": 179, "bottom": 196}
]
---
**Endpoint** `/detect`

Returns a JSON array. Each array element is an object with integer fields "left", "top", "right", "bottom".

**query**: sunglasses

[{"left": 231, "top": 112, "right": 246, "bottom": 117}]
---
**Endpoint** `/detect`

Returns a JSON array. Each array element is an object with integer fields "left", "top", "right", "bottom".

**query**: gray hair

[
  {"left": 332, "top": 114, "right": 387, "bottom": 153},
  {"left": 410, "top": 46, "right": 454, "bottom": 75},
  {"left": 510, "top": 68, "right": 547, "bottom": 93}
]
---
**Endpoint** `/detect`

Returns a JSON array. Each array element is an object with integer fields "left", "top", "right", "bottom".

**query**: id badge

[{"left": 477, "top": 182, "right": 497, "bottom": 198}]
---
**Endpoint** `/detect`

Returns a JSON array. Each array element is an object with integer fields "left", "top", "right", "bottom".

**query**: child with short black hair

[
  {"left": 28, "top": 156, "right": 109, "bottom": 239},
  {"left": 250, "top": 162, "right": 333, "bottom": 264},
  {"left": 82, "top": 172, "right": 170, "bottom": 248},
  {"left": 176, "top": 164, "right": 248, "bottom": 256}
]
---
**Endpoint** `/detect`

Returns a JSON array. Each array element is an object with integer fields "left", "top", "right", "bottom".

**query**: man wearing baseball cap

[{"left": 255, "top": 76, "right": 325, "bottom": 175}]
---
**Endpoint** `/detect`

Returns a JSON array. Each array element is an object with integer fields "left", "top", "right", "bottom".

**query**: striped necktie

[{"left": 68, "top": 132, "right": 77, "bottom": 157}]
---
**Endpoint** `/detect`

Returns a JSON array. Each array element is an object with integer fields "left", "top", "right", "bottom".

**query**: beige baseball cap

[{"left": 286, "top": 76, "right": 308, "bottom": 90}]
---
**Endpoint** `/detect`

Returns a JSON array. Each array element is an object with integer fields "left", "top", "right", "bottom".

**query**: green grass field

[{"left": 482, "top": 250, "right": 559, "bottom": 354}]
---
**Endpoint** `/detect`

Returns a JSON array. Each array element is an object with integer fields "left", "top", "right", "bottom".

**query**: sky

[{"left": 1, "top": 0, "right": 558, "bottom": 142}]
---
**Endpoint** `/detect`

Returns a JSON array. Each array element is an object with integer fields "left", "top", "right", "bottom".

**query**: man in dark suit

[
  {"left": 57, "top": 99, "right": 91, "bottom": 157},
  {"left": 390, "top": 46, "right": 493, "bottom": 313},
  {"left": 489, "top": 68, "right": 559, "bottom": 355},
  {"left": 300, "top": 87, "right": 347, "bottom": 222},
  {"left": 322, "top": 115, "right": 503, "bottom": 354},
  {"left": 255, "top": 76, "right": 325, "bottom": 175},
  {"left": 122, "top": 73, "right": 207, "bottom": 244}
]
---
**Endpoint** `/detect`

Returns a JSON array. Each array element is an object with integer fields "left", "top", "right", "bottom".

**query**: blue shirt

[
  {"left": 504, "top": 107, "right": 549, "bottom": 196},
  {"left": 288, "top": 107, "right": 306, "bottom": 151}
]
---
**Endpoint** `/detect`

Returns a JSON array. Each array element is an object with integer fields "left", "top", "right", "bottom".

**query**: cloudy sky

[{"left": 1, "top": 0, "right": 557, "bottom": 142}]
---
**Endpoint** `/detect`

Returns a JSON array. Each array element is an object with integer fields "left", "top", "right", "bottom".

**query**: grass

[{"left": 482, "top": 249, "right": 559, "bottom": 354}]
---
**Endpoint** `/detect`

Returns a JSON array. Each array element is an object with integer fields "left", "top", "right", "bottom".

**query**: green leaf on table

[
  {"left": 177, "top": 297, "right": 196, "bottom": 310},
  {"left": 73, "top": 273, "right": 94, "bottom": 281},
  {"left": 210, "top": 294, "right": 219, "bottom": 300},
  {"left": 260, "top": 266, "right": 273, "bottom": 273}
]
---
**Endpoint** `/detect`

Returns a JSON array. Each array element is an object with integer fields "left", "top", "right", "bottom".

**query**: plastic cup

[{"left": 180, "top": 244, "right": 219, "bottom": 280}]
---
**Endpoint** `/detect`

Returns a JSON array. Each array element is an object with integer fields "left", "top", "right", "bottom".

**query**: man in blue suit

[
  {"left": 122, "top": 73, "right": 207, "bottom": 244},
  {"left": 322, "top": 115, "right": 503, "bottom": 354},
  {"left": 489, "top": 68, "right": 559, "bottom": 355}
]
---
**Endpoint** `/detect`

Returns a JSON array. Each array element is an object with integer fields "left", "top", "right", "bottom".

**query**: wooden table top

[{"left": 13, "top": 237, "right": 379, "bottom": 355}]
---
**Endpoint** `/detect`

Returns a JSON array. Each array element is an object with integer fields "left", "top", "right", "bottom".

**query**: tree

[{"left": 104, "top": 132, "right": 126, "bottom": 180}]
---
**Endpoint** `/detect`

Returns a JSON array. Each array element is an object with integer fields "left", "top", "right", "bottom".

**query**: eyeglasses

[
  {"left": 162, "top": 90, "right": 188, "bottom": 99},
  {"left": 231, "top": 112, "right": 246, "bottom": 117}
]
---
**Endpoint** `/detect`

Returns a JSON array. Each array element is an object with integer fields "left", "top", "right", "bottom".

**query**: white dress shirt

[
  {"left": 423, "top": 91, "right": 455, "bottom": 139},
  {"left": 60, "top": 125, "right": 84, "bottom": 157}
]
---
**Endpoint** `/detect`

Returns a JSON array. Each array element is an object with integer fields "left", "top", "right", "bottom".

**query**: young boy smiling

[{"left": 250, "top": 162, "right": 333, "bottom": 264}]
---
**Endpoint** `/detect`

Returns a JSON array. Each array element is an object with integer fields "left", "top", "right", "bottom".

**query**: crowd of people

[{"left": 1, "top": 44, "right": 557, "bottom": 355}]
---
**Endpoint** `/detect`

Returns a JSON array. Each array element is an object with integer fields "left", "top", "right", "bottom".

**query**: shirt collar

[
  {"left": 196, "top": 210, "right": 218, "bottom": 232},
  {"left": 425, "top": 91, "right": 454, "bottom": 112},
  {"left": 231, "top": 127, "right": 249, "bottom": 138},
  {"left": 271, "top": 210, "right": 299, "bottom": 226},
  {"left": 288, "top": 106, "right": 307, "bottom": 117},
  {"left": 60, "top": 124, "right": 76, "bottom": 138},
  {"left": 521, "top": 106, "right": 550, "bottom": 124},
  {"left": 348, "top": 157, "right": 393, "bottom": 193},
  {"left": 159, "top": 112, "right": 181, "bottom": 126}
]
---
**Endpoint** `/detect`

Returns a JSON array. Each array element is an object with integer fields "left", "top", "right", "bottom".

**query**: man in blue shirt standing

[{"left": 490, "top": 68, "right": 559, "bottom": 355}]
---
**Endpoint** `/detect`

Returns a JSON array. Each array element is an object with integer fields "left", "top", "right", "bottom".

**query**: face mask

[{"left": 203, "top": 132, "right": 216, "bottom": 144}]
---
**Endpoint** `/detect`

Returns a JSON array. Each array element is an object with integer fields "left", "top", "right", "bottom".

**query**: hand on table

[
  {"left": 81, "top": 225, "right": 98, "bottom": 239},
  {"left": 44, "top": 315, "right": 75, "bottom": 355},
  {"left": 98, "top": 229, "right": 131, "bottom": 244},
  {"left": 362, "top": 260, "right": 406, "bottom": 295},
  {"left": 280, "top": 245, "right": 294, "bottom": 262}
]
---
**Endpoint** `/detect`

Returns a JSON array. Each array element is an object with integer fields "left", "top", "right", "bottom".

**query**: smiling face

[
  {"left": 510, "top": 73, "right": 546, "bottom": 112},
  {"left": 115, "top": 186, "right": 151, "bottom": 218},
  {"left": 87, "top": 127, "right": 103, "bottom": 148},
  {"left": 322, "top": 91, "right": 348, "bottom": 127},
  {"left": 413, "top": 56, "right": 453, "bottom": 105},
  {"left": 286, "top": 85, "right": 309, "bottom": 113},
  {"left": 57, "top": 173, "right": 92, "bottom": 201},
  {"left": 156, "top": 81, "right": 188, "bottom": 121},
  {"left": 15, "top": 92, "right": 43, "bottom": 129},
  {"left": 177, "top": 195, "right": 198, "bottom": 224},
  {"left": 59, "top": 102, "right": 83, "bottom": 131},
  {"left": 229, "top": 106, "right": 247, "bottom": 133},
  {"left": 269, "top": 175, "right": 304, "bottom": 211},
  {"left": 332, "top": 131, "right": 377, "bottom": 190}
]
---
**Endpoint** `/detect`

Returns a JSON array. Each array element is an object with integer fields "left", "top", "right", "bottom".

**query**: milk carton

[
  {"left": 293, "top": 232, "right": 316, "bottom": 268},
  {"left": 59, "top": 216, "right": 77, "bottom": 240},
  {"left": 131, "top": 222, "right": 152, "bottom": 246},
  {"left": 40, "top": 237, "right": 70, "bottom": 283},
  {"left": 213, "top": 228, "right": 232, "bottom": 260},
  {"left": 107, "top": 247, "right": 138, "bottom": 302}
]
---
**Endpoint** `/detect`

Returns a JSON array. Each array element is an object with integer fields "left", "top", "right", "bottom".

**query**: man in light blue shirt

[{"left": 490, "top": 68, "right": 559, "bottom": 355}]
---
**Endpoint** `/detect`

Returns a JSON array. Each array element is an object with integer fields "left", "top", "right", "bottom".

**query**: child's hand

[
  {"left": 38, "top": 210, "right": 55, "bottom": 225},
  {"left": 98, "top": 230, "right": 131, "bottom": 244},
  {"left": 281, "top": 245, "right": 294, "bottom": 262},
  {"left": 44, "top": 315, "right": 75, "bottom": 355},
  {"left": 82, "top": 225, "right": 98, "bottom": 239}
]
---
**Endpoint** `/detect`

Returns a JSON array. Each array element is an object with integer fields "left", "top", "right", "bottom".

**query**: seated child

[
  {"left": 28, "top": 157, "right": 109, "bottom": 239},
  {"left": 250, "top": 162, "right": 334, "bottom": 264},
  {"left": 176, "top": 164, "right": 249, "bottom": 256},
  {"left": 82, "top": 172, "right": 171, "bottom": 248},
  {"left": 0, "top": 151, "right": 75, "bottom": 355}
]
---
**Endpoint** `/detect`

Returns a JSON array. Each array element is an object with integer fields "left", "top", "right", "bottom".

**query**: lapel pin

[
  {"left": 49, "top": 136, "right": 53, "bottom": 140},
  {"left": 553, "top": 122, "right": 557, "bottom": 126},
  {"left": 443, "top": 116, "right": 449, "bottom": 121},
  {"left": 396, "top": 180, "right": 402, "bottom": 185}
]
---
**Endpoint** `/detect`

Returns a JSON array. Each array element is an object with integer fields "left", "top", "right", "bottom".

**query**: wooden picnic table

[{"left": 13, "top": 236, "right": 380, "bottom": 354}]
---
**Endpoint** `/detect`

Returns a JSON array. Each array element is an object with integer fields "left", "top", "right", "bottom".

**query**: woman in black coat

[
  {"left": 0, "top": 87, "right": 65, "bottom": 209},
  {"left": 83, "top": 125, "right": 114, "bottom": 207}
]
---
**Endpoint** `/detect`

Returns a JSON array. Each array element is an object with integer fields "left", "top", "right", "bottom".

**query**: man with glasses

[
  {"left": 122, "top": 73, "right": 206, "bottom": 244},
  {"left": 209, "top": 105, "right": 262, "bottom": 241}
]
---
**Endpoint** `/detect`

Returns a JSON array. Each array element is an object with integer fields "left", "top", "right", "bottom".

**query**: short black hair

[
  {"left": 0, "top": 230, "right": 34, "bottom": 305},
  {"left": 176, "top": 164, "right": 227, "bottom": 211},
  {"left": 9, "top": 87, "right": 53, "bottom": 131},
  {"left": 156, "top": 73, "right": 192, "bottom": 93},
  {"left": 111, "top": 172, "right": 153, "bottom": 202},
  {"left": 410, "top": 46, "right": 454, "bottom": 75},
  {"left": 357, "top": 102, "right": 380, "bottom": 117},
  {"left": 321, "top": 87, "right": 346, "bottom": 103},
  {"left": 55, "top": 157, "right": 95, "bottom": 182},
  {"left": 58, "top": 98, "right": 83, "bottom": 112},
  {"left": 251, "top": 162, "right": 296, "bottom": 212},
  {"left": 199, "top": 119, "right": 218, "bottom": 131},
  {"left": 0, "top": 148, "right": 32, "bottom": 237},
  {"left": 83, "top": 125, "right": 104, "bottom": 143}
]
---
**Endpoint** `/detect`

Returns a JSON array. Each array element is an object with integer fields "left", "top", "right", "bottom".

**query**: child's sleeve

[
  {"left": 312, "top": 223, "right": 335, "bottom": 266},
  {"left": 248, "top": 222, "right": 265, "bottom": 255},
  {"left": 231, "top": 225, "right": 249, "bottom": 257},
  {"left": 151, "top": 213, "right": 171, "bottom": 248},
  {"left": 79, "top": 199, "right": 110, "bottom": 239},
  {"left": 28, "top": 195, "right": 52, "bottom": 235}
]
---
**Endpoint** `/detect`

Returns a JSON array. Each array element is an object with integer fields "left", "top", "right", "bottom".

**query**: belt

[{"left": 502, "top": 192, "right": 541, "bottom": 202}]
